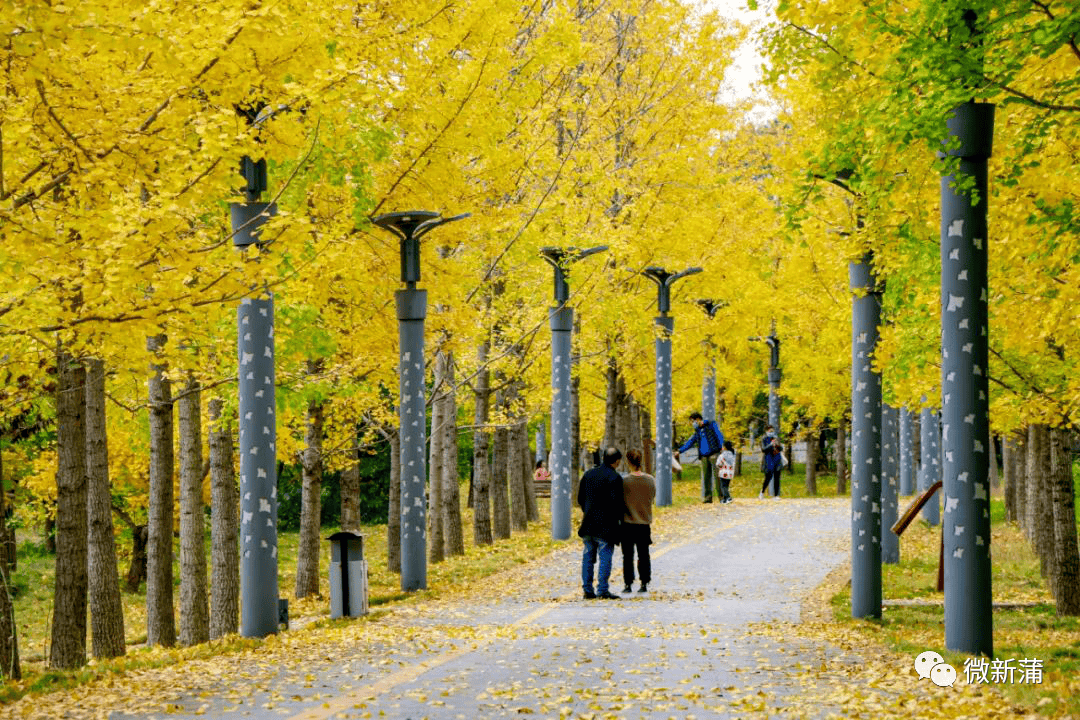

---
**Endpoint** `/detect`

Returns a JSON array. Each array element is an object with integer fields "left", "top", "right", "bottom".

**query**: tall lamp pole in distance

[
  {"left": 231, "top": 105, "right": 281, "bottom": 639},
  {"left": 372, "top": 210, "right": 468, "bottom": 592},
  {"left": 643, "top": 266, "right": 702, "bottom": 507},
  {"left": 749, "top": 328, "right": 782, "bottom": 433},
  {"left": 540, "top": 245, "right": 607, "bottom": 540},
  {"left": 696, "top": 299, "right": 726, "bottom": 503}
]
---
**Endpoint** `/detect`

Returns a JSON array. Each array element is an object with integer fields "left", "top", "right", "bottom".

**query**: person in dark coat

[
  {"left": 760, "top": 425, "right": 784, "bottom": 498},
  {"left": 578, "top": 447, "right": 626, "bottom": 599}
]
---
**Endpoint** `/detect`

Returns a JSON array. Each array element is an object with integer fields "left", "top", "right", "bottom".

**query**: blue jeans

[{"left": 581, "top": 536, "right": 615, "bottom": 595}]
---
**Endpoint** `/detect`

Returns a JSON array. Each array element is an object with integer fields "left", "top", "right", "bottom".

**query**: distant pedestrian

[
  {"left": 578, "top": 447, "right": 626, "bottom": 599},
  {"left": 717, "top": 441, "right": 736, "bottom": 504},
  {"left": 760, "top": 425, "right": 783, "bottom": 498},
  {"left": 620, "top": 449, "right": 655, "bottom": 593},
  {"left": 678, "top": 411, "right": 725, "bottom": 503}
]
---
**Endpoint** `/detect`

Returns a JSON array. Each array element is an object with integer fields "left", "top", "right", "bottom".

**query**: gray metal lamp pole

[
  {"left": 881, "top": 403, "right": 900, "bottom": 563},
  {"left": 643, "top": 266, "right": 702, "bottom": 507},
  {"left": 373, "top": 211, "right": 467, "bottom": 591},
  {"left": 899, "top": 408, "right": 915, "bottom": 495},
  {"left": 697, "top": 300, "right": 725, "bottom": 503},
  {"left": 850, "top": 249, "right": 882, "bottom": 619},
  {"left": 940, "top": 99, "right": 995, "bottom": 656},
  {"left": 231, "top": 112, "right": 282, "bottom": 637},
  {"left": 540, "top": 246, "right": 606, "bottom": 540}
]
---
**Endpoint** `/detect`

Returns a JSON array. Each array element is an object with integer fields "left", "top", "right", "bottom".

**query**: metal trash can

[{"left": 328, "top": 531, "right": 368, "bottom": 618}]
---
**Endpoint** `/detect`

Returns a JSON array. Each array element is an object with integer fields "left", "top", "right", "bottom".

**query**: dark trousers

[
  {"left": 718, "top": 477, "right": 732, "bottom": 502},
  {"left": 701, "top": 455, "right": 715, "bottom": 503},
  {"left": 621, "top": 523, "right": 652, "bottom": 586},
  {"left": 761, "top": 469, "right": 781, "bottom": 496}
]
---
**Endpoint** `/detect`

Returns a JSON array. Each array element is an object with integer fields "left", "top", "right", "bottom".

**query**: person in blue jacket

[
  {"left": 759, "top": 424, "right": 784, "bottom": 498},
  {"left": 678, "top": 411, "right": 725, "bottom": 503}
]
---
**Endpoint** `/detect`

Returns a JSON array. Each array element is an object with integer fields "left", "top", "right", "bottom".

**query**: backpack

[{"left": 717, "top": 454, "right": 734, "bottom": 480}]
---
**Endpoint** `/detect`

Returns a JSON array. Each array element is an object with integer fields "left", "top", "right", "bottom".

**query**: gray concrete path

[
  {"left": 7, "top": 498, "right": 866, "bottom": 720},
  {"left": 110, "top": 497, "right": 855, "bottom": 720}
]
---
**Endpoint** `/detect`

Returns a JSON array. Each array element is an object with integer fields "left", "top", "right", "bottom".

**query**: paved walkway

[{"left": 6, "top": 498, "right": 880, "bottom": 720}]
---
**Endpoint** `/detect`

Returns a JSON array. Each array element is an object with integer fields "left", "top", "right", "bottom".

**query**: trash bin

[{"left": 328, "top": 531, "right": 368, "bottom": 618}]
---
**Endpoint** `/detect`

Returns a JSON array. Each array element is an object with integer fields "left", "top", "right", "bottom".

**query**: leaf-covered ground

[{"left": 0, "top": 494, "right": 1050, "bottom": 720}]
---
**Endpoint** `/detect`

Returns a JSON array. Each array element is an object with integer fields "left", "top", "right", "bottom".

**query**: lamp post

[
  {"left": 850, "top": 248, "right": 882, "bottom": 619},
  {"left": 940, "top": 99, "right": 995, "bottom": 656},
  {"left": 540, "top": 245, "right": 606, "bottom": 540},
  {"left": 373, "top": 211, "right": 467, "bottom": 591},
  {"left": 697, "top": 299, "right": 725, "bottom": 503},
  {"left": 230, "top": 104, "right": 282, "bottom": 638},
  {"left": 881, "top": 403, "right": 900, "bottom": 563},
  {"left": 899, "top": 408, "right": 915, "bottom": 495},
  {"left": 919, "top": 400, "right": 942, "bottom": 526},
  {"left": 643, "top": 266, "right": 702, "bottom": 507}
]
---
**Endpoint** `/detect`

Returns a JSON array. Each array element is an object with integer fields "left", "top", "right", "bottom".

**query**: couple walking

[{"left": 577, "top": 447, "right": 654, "bottom": 600}]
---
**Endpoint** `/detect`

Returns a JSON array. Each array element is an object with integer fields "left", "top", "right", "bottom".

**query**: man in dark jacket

[
  {"left": 578, "top": 447, "right": 626, "bottom": 599},
  {"left": 678, "top": 411, "right": 725, "bottom": 503}
]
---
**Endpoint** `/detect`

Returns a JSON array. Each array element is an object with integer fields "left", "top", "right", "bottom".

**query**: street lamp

[
  {"left": 643, "top": 266, "right": 702, "bottom": 507},
  {"left": 696, "top": 299, "right": 725, "bottom": 503},
  {"left": 231, "top": 105, "right": 281, "bottom": 639},
  {"left": 373, "top": 211, "right": 468, "bottom": 592},
  {"left": 540, "top": 245, "right": 606, "bottom": 540}
]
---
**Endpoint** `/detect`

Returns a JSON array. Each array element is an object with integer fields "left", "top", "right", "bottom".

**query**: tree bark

[
  {"left": 1012, "top": 429, "right": 1028, "bottom": 530},
  {"left": 295, "top": 368, "right": 325, "bottom": 599},
  {"left": 508, "top": 405, "right": 528, "bottom": 533},
  {"left": 387, "top": 427, "right": 401, "bottom": 574},
  {"left": 804, "top": 427, "right": 819, "bottom": 496},
  {"left": 440, "top": 353, "right": 464, "bottom": 557},
  {"left": 1027, "top": 424, "right": 1054, "bottom": 582},
  {"left": 340, "top": 433, "right": 361, "bottom": 532},
  {"left": 427, "top": 357, "right": 446, "bottom": 564},
  {"left": 177, "top": 378, "right": 209, "bottom": 646},
  {"left": 835, "top": 422, "right": 848, "bottom": 495},
  {"left": 1002, "top": 433, "right": 1017, "bottom": 524},
  {"left": 472, "top": 345, "right": 493, "bottom": 547},
  {"left": 989, "top": 434, "right": 1000, "bottom": 489},
  {"left": 1050, "top": 427, "right": 1080, "bottom": 615},
  {"left": 125, "top": 525, "right": 148, "bottom": 593},
  {"left": 146, "top": 335, "right": 176, "bottom": 647},
  {"left": 492, "top": 396, "right": 511, "bottom": 540},
  {"left": 640, "top": 405, "right": 652, "bottom": 475},
  {"left": 603, "top": 356, "right": 618, "bottom": 450},
  {"left": 520, "top": 424, "right": 539, "bottom": 522},
  {"left": 50, "top": 348, "right": 89, "bottom": 668},
  {"left": 0, "top": 443, "right": 21, "bottom": 679},
  {"left": 209, "top": 398, "right": 239, "bottom": 640},
  {"left": 84, "top": 357, "right": 126, "bottom": 658}
]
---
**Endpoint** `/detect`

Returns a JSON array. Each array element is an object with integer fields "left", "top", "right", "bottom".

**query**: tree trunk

[
  {"left": 835, "top": 423, "right": 847, "bottom": 495},
  {"left": 295, "top": 372, "right": 325, "bottom": 599},
  {"left": 1012, "top": 429, "right": 1028, "bottom": 530},
  {"left": 177, "top": 378, "right": 209, "bottom": 646},
  {"left": 1027, "top": 424, "right": 1054, "bottom": 582},
  {"left": 472, "top": 346, "right": 493, "bottom": 547},
  {"left": 603, "top": 357, "right": 618, "bottom": 450},
  {"left": 804, "top": 428, "right": 819, "bottom": 496},
  {"left": 50, "top": 348, "right": 89, "bottom": 669},
  {"left": 146, "top": 335, "right": 176, "bottom": 647},
  {"left": 640, "top": 405, "right": 652, "bottom": 475},
  {"left": 84, "top": 357, "right": 125, "bottom": 658},
  {"left": 613, "top": 374, "right": 630, "bottom": 471},
  {"left": 125, "top": 525, "right": 148, "bottom": 593},
  {"left": 0, "top": 444, "right": 21, "bottom": 679},
  {"left": 989, "top": 434, "right": 1000, "bottom": 489},
  {"left": 1049, "top": 427, "right": 1080, "bottom": 615},
  {"left": 340, "top": 450, "right": 361, "bottom": 533},
  {"left": 427, "top": 357, "right": 446, "bottom": 564},
  {"left": 492, "top": 399, "right": 511, "bottom": 540},
  {"left": 387, "top": 427, "right": 401, "bottom": 574},
  {"left": 508, "top": 404, "right": 528, "bottom": 533},
  {"left": 1002, "top": 433, "right": 1017, "bottom": 524},
  {"left": 440, "top": 353, "right": 464, "bottom": 557},
  {"left": 521, "top": 425, "right": 539, "bottom": 522},
  {"left": 209, "top": 398, "right": 239, "bottom": 640}
]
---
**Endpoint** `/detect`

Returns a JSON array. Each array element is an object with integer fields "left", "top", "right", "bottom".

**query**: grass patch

[{"left": 826, "top": 497, "right": 1080, "bottom": 718}]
